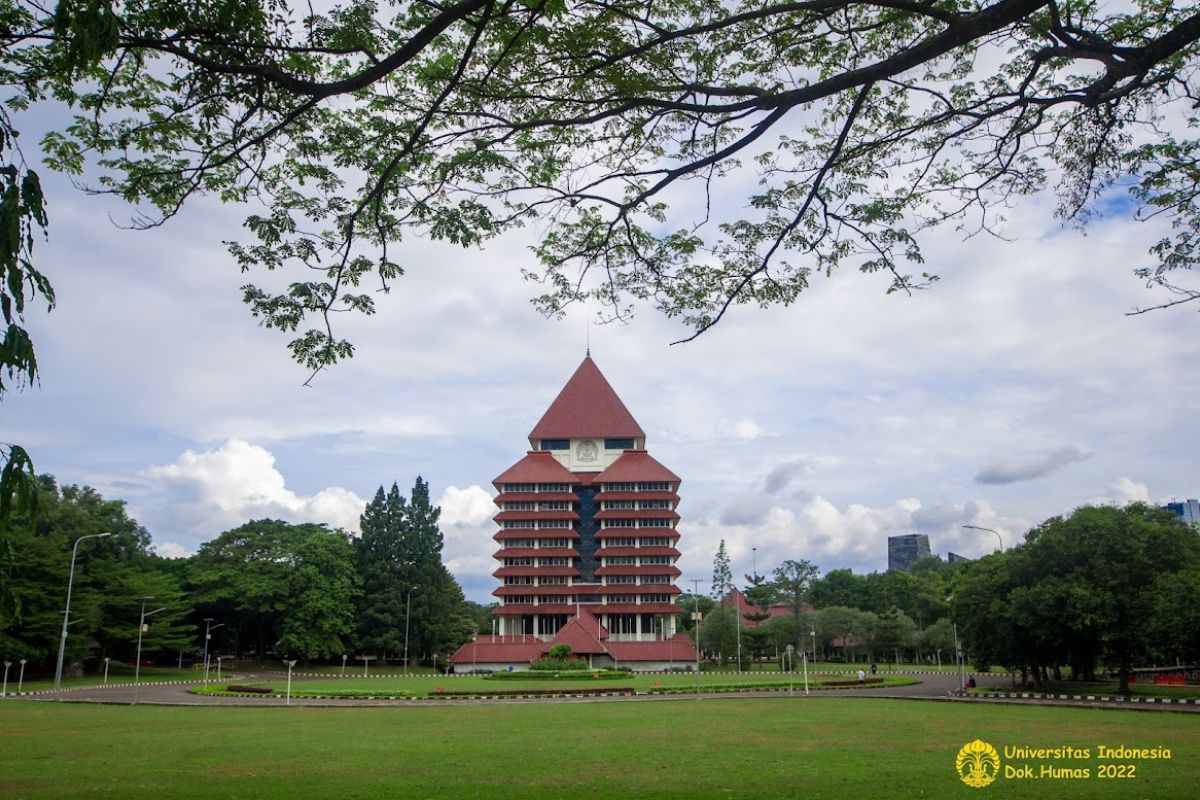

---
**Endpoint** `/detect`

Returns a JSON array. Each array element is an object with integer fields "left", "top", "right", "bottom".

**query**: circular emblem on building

[
  {"left": 955, "top": 740, "right": 1000, "bottom": 788},
  {"left": 576, "top": 439, "right": 599, "bottom": 462}
]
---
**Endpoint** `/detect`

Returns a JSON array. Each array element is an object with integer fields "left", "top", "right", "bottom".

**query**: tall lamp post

[
  {"left": 54, "top": 532, "right": 112, "bottom": 688},
  {"left": 962, "top": 525, "right": 1004, "bottom": 552},
  {"left": 735, "top": 583, "right": 743, "bottom": 673},
  {"left": 2, "top": 661, "right": 10, "bottom": 698},
  {"left": 202, "top": 619, "right": 225, "bottom": 683},
  {"left": 18, "top": 659, "right": 26, "bottom": 692},
  {"left": 134, "top": 598, "right": 167, "bottom": 704},
  {"left": 689, "top": 578, "right": 704, "bottom": 695},
  {"left": 284, "top": 660, "right": 297, "bottom": 705},
  {"left": 403, "top": 586, "right": 416, "bottom": 675}
]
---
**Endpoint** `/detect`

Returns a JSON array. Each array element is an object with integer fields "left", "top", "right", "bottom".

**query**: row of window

[
  {"left": 502, "top": 500, "right": 571, "bottom": 511},
  {"left": 502, "top": 519, "right": 572, "bottom": 529},
  {"left": 496, "top": 556, "right": 571, "bottom": 568},
  {"left": 503, "top": 575, "right": 571, "bottom": 585},
  {"left": 601, "top": 499, "right": 672, "bottom": 510},
  {"left": 600, "top": 482, "right": 672, "bottom": 492},
  {"left": 603, "top": 556, "right": 673, "bottom": 565},
  {"left": 601, "top": 537, "right": 673, "bottom": 547},
  {"left": 606, "top": 575, "right": 672, "bottom": 584},
  {"left": 501, "top": 483, "right": 571, "bottom": 493},
  {"left": 497, "top": 538, "right": 573, "bottom": 549},
  {"left": 538, "top": 438, "right": 636, "bottom": 451},
  {"left": 504, "top": 594, "right": 674, "bottom": 605},
  {"left": 602, "top": 518, "right": 672, "bottom": 528}
]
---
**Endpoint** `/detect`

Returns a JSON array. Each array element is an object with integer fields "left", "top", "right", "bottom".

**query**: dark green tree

[
  {"left": 953, "top": 503, "right": 1200, "bottom": 692},
  {"left": 188, "top": 519, "right": 334, "bottom": 658},
  {"left": 700, "top": 605, "right": 739, "bottom": 664},
  {"left": 874, "top": 606, "right": 917, "bottom": 666},
  {"left": 277, "top": 528, "right": 360, "bottom": 660},
  {"left": 0, "top": 476, "right": 186, "bottom": 673},
  {"left": 772, "top": 559, "right": 819, "bottom": 650},
  {"left": 356, "top": 477, "right": 473, "bottom": 663},
  {"left": 674, "top": 592, "right": 715, "bottom": 633}
]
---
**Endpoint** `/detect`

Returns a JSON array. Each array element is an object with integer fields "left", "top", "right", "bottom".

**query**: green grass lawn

[
  {"left": 14, "top": 666, "right": 197, "bottom": 691},
  {"left": 1, "top": 699, "right": 1196, "bottom": 799},
  {"left": 194, "top": 671, "right": 915, "bottom": 696}
]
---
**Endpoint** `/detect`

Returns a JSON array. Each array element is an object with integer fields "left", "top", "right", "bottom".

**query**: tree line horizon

[{"left": 3, "top": 472, "right": 1196, "bottom": 693}]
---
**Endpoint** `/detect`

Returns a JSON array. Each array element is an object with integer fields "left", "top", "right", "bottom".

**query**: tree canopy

[
  {"left": 4, "top": 0, "right": 1200, "bottom": 383},
  {"left": 4, "top": 0, "right": 1200, "bottom": 509}
]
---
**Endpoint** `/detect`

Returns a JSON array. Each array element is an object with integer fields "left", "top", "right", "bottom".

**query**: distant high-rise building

[
  {"left": 1165, "top": 499, "right": 1200, "bottom": 524},
  {"left": 947, "top": 552, "right": 972, "bottom": 563},
  {"left": 888, "top": 533, "right": 931, "bottom": 572}
]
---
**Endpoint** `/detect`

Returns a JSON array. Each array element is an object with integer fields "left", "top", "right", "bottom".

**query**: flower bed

[
  {"left": 485, "top": 669, "right": 629, "bottom": 681},
  {"left": 431, "top": 687, "right": 636, "bottom": 698}
]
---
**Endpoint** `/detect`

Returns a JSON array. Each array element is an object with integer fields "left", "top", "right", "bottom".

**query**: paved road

[
  {"left": 14, "top": 671, "right": 1196, "bottom": 712},
  {"left": 11, "top": 670, "right": 1007, "bottom": 707}
]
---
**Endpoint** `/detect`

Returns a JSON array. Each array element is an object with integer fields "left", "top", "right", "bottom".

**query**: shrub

[
  {"left": 547, "top": 644, "right": 573, "bottom": 660},
  {"left": 529, "top": 655, "right": 591, "bottom": 671},
  {"left": 226, "top": 685, "right": 273, "bottom": 694}
]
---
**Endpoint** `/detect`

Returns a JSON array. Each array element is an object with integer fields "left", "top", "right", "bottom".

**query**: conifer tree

[
  {"left": 355, "top": 477, "right": 474, "bottom": 664},
  {"left": 712, "top": 539, "right": 733, "bottom": 600}
]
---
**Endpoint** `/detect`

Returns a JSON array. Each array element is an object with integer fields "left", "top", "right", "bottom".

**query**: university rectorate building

[{"left": 450, "top": 355, "right": 698, "bottom": 671}]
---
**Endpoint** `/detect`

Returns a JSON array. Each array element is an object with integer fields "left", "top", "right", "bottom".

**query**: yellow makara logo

[{"left": 956, "top": 740, "right": 1001, "bottom": 788}]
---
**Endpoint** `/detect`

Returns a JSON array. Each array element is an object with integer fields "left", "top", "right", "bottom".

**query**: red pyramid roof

[
  {"left": 529, "top": 357, "right": 645, "bottom": 440},
  {"left": 594, "top": 450, "right": 680, "bottom": 484},
  {"left": 492, "top": 451, "right": 579, "bottom": 486},
  {"left": 550, "top": 615, "right": 610, "bottom": 655}
]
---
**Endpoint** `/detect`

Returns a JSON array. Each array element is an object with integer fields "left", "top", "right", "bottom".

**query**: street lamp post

[
  {"left": 802, "top": 648, "right": 810, "bottom": 695},
  {"left": 284, "top": 660, "right": 297, "bottom": 705},
  {"left": 735, "top": 584, "right": 743, "bottom": 673},
  {"left": 134, "top": 598, "right": 167, "bottom": 704},
  {"left": 216, "top": 656, "right": 223, "bottom": 682},
  {"left": 54, "top": 532, "right": 112, "bottom": 688},
  {"left": 953, "top": 622, "right": 965, "bottom": 693},
  {"left": 810, "top": 627, "right": 817, "bottom": 665},
  {"left": 786, "top": 645, "right": 794, "bottom": 695},
  {"left": 689, "top": 578, "right": 704, "bottom": 696},
  {"left": 962, "top": 525, "right": 1004, "bottom": 552},
  {"left": 2, "top": 661, "right": 10, "bottom": 698},
  {"left": 341, "top": 653, "right": 347, "bottom": 677},
  {"left": 202, "top": 619, "right": 224, "bottom": 683},
  {"left": 18, "top": 659, "right": 26, "bottom": 692},
  {"left": 403, "top": 586, "right": 416, "bottom": 675},
  {"left": 103, "top": 657, "right": 111, "bottom": 684}
]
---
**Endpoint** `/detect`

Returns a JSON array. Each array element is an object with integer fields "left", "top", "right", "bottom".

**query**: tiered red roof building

[{"left": 450, "top": 355, "right": 697, "bottom": 670}]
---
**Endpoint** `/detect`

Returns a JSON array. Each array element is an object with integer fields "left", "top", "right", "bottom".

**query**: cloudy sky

[{"left": 3, "top": 118, "right": 1198, "bottom": 603}]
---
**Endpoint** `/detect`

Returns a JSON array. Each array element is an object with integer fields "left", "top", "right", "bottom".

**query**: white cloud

[
  {"left": 1084, "top": 477, "right": 1152, "bottom": 508},
  {"left": 152, "top": 541, "right": 191, "bottom": 559},
  {"left": 142, "top": 439, "right": 366, "bottom": 535},
  {"left": 715, "top": 417, "right": 763, "bottom": 440},
  {"left": 1109, "top": 477, "right": 1151, "bottom": 504},
  {"left": 681, "top": 494, "right": 1030, "bottom": 578},
  {"left": 438, "top": 485, "right": 496, "bottom": 527}
]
